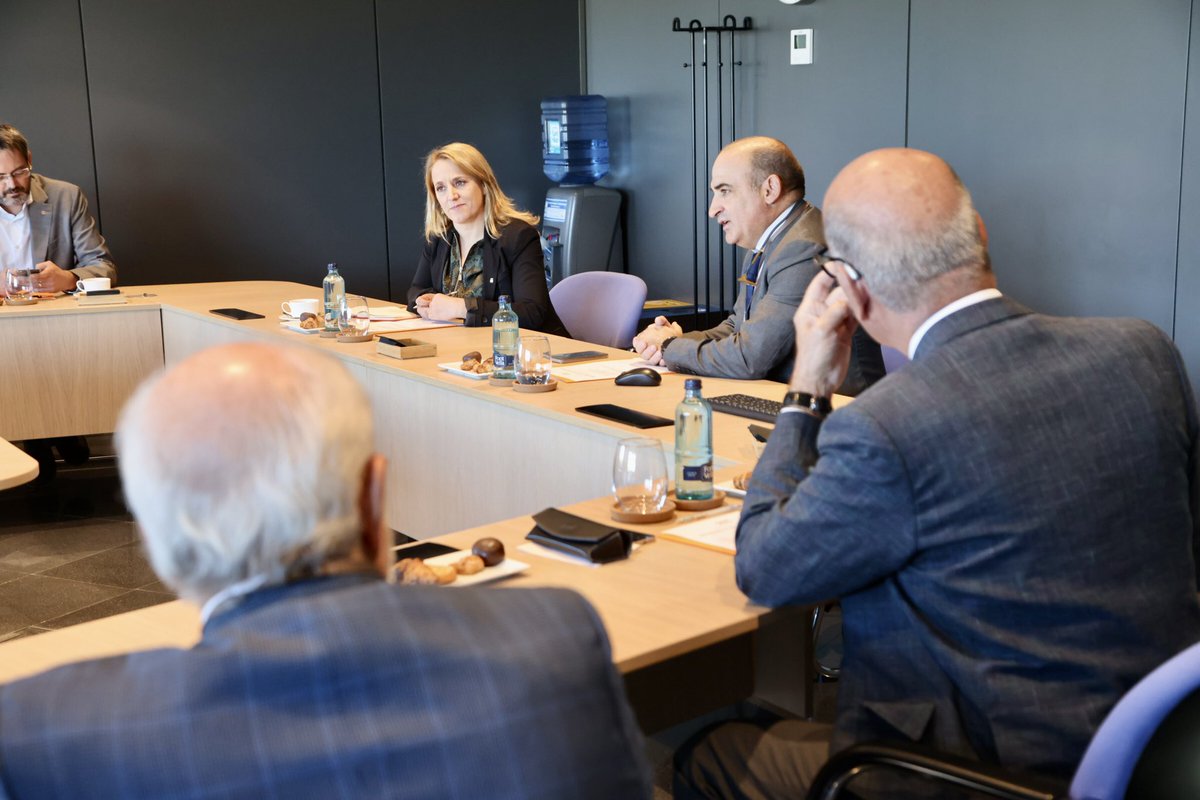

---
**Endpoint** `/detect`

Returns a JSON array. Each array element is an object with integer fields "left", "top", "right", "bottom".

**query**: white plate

[
  {"left": 714, "top": 479, "right": 747, "bottom": 498},
  {"left": 437, "top": 361, "right": 492, "bottom": 380},
  {"left": 280, "top": 322, "right": 322, "bottom": 335},
  {"left": 423, "top": 551, "right": 529, "bottom": 587}
]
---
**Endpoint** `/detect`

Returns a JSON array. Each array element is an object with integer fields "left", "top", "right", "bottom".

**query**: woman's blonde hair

[{"left": 423, "top": 142, "right": 539, "bottom": 241}]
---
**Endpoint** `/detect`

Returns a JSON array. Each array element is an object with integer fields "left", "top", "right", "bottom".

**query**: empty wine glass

[
  {"left": 612, "top": 437, "right": 668, "bottom": 515},
  {"left": 516, "top": 335, "right": 552, "bottom": 385},
  {"left": 5, "top": 268, "right": 35, "bottom": 302},
  {"left": 338, "top": 294, "right": 371, "bottom": 336}
]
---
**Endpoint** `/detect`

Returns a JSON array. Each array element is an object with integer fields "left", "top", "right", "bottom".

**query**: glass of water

[
  {"left": 338, "top": 294, "right": 371, "bottom": 337},
  {"left": 612, "top": 437, "right": 669, "bottom": 515},
  {"left": 516, "top": 335, "right": 553, "bottom": 385},
  {"left": 4, "top": 268, "right": 35, "bottom": 302}
]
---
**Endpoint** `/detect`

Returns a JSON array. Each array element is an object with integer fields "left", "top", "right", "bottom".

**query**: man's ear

[
  {"left": 358, "top": 453, "right": 390, "bottom": 575},
  {"left": 838, "top": 264, "right": 872, "bottom": 324},
  {"left": 761, "top": 174, "right": 783, "bottom": 204}
]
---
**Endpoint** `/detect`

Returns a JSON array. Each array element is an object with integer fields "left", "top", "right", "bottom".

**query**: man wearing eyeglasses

[
  {"left": 0, "top": 123, "right": 115, "bottom": 293},
  {"left": 674, "top": 148, "right": 1200, "bottom": 798},
  {"left": 632, "top": 136, "right": 882, "bottom": 392}
]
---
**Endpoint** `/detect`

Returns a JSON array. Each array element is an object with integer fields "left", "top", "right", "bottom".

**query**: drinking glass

[
  {"left": 338, "top": 294, "right": 371, "bottom": 336},
  {"left": 612, "top": 437, "right": 669, "bottom": 515},
  {"left": 516, "top": 335, "right": 553, "bottom": 385},
  {"left": 4, "top": 268, "right": 34, "bottom": 302}
]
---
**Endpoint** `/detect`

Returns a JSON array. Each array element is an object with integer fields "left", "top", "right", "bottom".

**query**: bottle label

[
  {"left": 494, "top": 352, "right": 514, "bottom": 369},
  {"left": 682, "top": 463, "right": 712, "bottom": 483}
]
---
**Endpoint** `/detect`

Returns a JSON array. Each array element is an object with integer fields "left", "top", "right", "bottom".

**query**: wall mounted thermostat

[{"left": 790, "top": 28, "right": 814, "bottom": 65}]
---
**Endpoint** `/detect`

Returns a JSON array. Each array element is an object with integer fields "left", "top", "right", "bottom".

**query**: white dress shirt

[
  {"left": 907, "top": 288, "right": 1003, "bottom": 359},
  {"left": 0, "top": 200, "right": 33, "bottom": 271}
]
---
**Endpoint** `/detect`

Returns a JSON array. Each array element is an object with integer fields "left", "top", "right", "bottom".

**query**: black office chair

[{"left": 805, "top": 641, "right": 1200, "bottom": 800}]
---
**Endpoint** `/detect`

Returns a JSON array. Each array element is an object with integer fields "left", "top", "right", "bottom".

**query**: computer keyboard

[{"left": 707, "top": 393, "right": 782, "bottom": 423}]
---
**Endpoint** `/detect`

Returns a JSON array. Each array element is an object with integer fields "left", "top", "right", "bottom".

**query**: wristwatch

[{"left": 782, "top": 391, "right": 832, "bottom": 418}]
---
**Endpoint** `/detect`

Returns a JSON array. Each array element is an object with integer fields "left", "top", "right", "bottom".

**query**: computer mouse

[{"left": 614, "top": 367, "right": 663, "bottom": 387}]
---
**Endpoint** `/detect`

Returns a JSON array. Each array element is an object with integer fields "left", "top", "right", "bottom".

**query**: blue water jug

[{"left": 541, "top": 95, "right": 609, "bottom": 185}]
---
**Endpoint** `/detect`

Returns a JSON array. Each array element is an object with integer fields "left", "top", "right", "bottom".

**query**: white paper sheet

[
  {"left": 659, "top": 510, "right": 738, "bottom": 555},
  {"left": 366, "top": 305, "right": 418, "bottom": 321},
  {"left": 553, "top": 359, "right": 671, "bottom": 383},
  {"left": 370, "top": 318, "right": 458, "bottom": 334}
]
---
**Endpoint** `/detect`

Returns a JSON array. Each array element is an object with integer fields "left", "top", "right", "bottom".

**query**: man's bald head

[
  {"left": 824, "top": 148, "right": 989, "bottom": 312},
  {"left": 116, "top": 343, "right": 376, "bottom": 602},
  {"left": 727, "top": 136, "right": 806, "bottom": 199}
]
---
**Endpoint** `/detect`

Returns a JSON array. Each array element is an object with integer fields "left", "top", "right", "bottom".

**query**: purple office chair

[
  {"left": 549, "top": 271, "right": 647, "bottom": 349},
  {"left": 806, "top": 640, "right": 1200, "bottom": 800}
]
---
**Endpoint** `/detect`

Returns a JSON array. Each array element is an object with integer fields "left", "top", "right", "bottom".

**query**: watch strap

[{"left": 783, "top": 391, "right": 833, "bottom": 418}]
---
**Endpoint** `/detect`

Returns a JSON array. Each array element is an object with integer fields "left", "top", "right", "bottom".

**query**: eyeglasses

[
  {"left": 813, "top": 252, "right": 863, "bottom": 284},
  {"left": 0, "top": 167, "right": 31, "bottom": 184}
]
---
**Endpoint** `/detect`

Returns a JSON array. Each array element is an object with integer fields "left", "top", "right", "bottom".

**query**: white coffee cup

[
  {"left": 281, "top": 298, "right": 320, "bottom": 317},
  {"left": 76, "top": 277, "right": 111, "bottom": 293}
]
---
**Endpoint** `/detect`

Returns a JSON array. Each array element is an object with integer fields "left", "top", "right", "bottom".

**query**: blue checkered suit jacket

[
  {"left": 0, "top": 573, "right": 652, "bottom": 799},
  {"left": 735, "top": 296, "right": 1200, "bottom": 780}
]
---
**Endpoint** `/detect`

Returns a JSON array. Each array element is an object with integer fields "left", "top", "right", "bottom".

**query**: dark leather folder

[{"left": 526, "top": 508, "right": 638, "bottom": 564}]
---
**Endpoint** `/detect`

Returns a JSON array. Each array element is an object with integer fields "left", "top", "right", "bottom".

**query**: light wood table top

[
  {"left": 1, "top": 280, "right": 847, "bottom": 464},
  {"left": 2, "top": 280, "right": 849, "bottom": 534},
  {"left": 0, "top": 437, "right": 38, "bottom": 489},
  {"left": 0, "top": 492, "right": 763, "bottom": 685},
  {"left": 0, "top": 281, "right": 832, "bottom": 721},
  {"left": 141, "top": 280, "right": 820, "bottom": 461}
]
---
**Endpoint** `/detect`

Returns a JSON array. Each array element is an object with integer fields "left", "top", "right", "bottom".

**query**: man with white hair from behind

[{"left": 0, "top": 342, "right": 651, "bottom": 800}]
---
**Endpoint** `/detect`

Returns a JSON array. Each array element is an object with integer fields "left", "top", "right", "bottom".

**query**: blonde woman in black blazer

[{"left": 407, "top": 142, "right": 565, "bottom": 334}]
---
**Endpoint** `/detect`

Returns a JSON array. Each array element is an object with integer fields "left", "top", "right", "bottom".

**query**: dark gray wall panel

[
  {"left": 727, "top": 0, "right": 908, "bottom": 206},
  {"left": 586, "top": 0, "right": 718, "bottom": 302},
  {"left": 80, "top": 0, "right": 388, "bottom": 296},
  {"left": 908, "top": 0, "right": 1190, "bottom": 334},
  {"left": 377, "top": 0, "right": 579, "bottom": 296},
  {"left": 1176, "top": 0, "right": 1200, "bottom": 390},
  {"left": 585, "top": 0, "right": 907, "bottom": 302},
  {"left": 2, "top": 0, "right": 98, "bottom": 218}
]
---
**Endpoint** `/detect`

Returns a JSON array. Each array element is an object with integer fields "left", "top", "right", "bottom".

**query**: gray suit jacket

[
  {"left": 735, "top": 296, "right": 1200, "bottom": 779},
  {"left": 0, "top": 574, "right": 652, "bottom": 800},
  {"left": 28, "top": 174, "right": 116, "bottom": 284},
  {"left": 664, "top": 201, "right": 883, "bottom": 392}
]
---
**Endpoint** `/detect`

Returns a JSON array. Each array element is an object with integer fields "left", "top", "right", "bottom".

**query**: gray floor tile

[
  {"left": 41, "top": 589, "right": 175, "bottom": 629},
  {"left": 40, "top": 542, "right": 160, "bottom": 589},
  {"left": 0, "top": 626, "right": 51, "bottom": 644},
  {"left": 0, "top": 567, "right": 25, "bottom": 585},
  {"left": 139, "top": 577, "right": 171, "bottom": 593},
  {"left": 0, "top": 575, "right": 125, "bottom": 635},
  {"left": 0, "top": 519, "right": 138, "bottom": 572}
]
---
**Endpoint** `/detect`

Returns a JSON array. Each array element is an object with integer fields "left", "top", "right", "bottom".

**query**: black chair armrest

[{"left": 806, "top": 741, "right": 1068, "bottom": 800}]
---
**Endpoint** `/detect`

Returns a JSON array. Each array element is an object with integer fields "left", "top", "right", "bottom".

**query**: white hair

[
  {"left": 115, "top": 344, "right": 375, "bottom": 602},
  {"left": 825, "top": 180, "right": 988, "bottom": 312}
]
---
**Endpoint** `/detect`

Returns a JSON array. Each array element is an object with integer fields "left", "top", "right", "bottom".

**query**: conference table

[
  {"left": 0, "top": 281, "right": 844, "bottom": 728},
  {"left": 1, "top": 281, "right": 809, "bottom": 538},
  {"left": 0, "top": 437, "right": 38, "bottom": 489}
]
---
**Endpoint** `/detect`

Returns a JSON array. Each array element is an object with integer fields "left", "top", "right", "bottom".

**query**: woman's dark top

[{"left": 407, "top": 219, "right": 566, "bottom": 334}]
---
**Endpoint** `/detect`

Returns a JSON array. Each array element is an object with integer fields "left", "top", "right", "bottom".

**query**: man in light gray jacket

[
  {"left": 0, "top": 123, "right": 115, "bottom": 292},
  {"left": 633, "top": 136, "right": 882, "bottom": 392}
]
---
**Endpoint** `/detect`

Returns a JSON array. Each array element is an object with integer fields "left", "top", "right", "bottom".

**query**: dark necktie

[{"left": 743, "top": 249, "right": 765, "bottom": 320}]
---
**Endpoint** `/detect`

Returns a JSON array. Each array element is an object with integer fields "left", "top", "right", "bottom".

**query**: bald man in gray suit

[{"left": 675, "top": 148, "right": 1200, "bottom": 798}]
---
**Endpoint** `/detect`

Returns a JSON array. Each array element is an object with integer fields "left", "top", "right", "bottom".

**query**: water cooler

[{"left": 540, "top": 95, "right": 624, "bottom": 285}]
